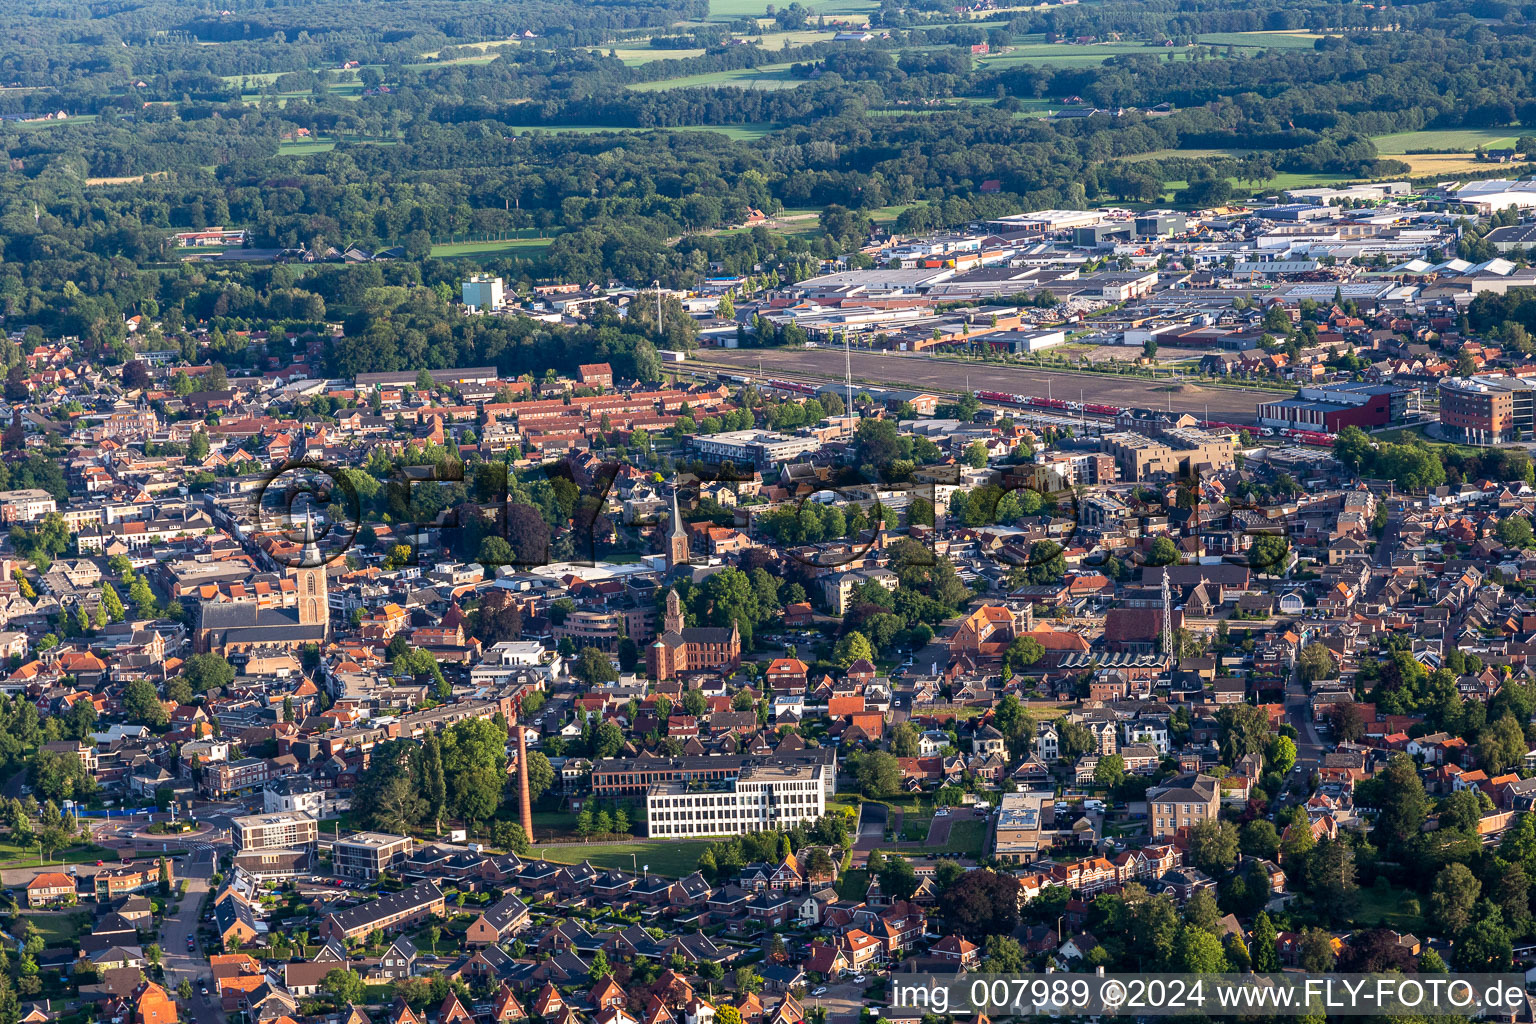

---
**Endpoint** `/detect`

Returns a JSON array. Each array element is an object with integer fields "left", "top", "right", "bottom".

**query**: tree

[
  {"left": 573, "top": 646, "right": 618, "bottom": 687},
  {"left": 1373, "top": 753, "right": 1430, "bottom": 851},
  {"left": 1250, "top": 911, "right": 1281, "bottom": 972},
  {"left": 1266, "top": 734, "right": 1297, "bottom": 775},
  {"left": 963, "top": 442, "right": 989, "bottom": 468},
  {"left": 523, "top": 750, "right": 554, "bottom": 802},
  {"left": 1240, "top": 820, "right": 1280, "bottom": 860},
  {"left": 440, "top": 718, "right": 509, "bottom": 829},
  {"left": 589, "top": 949, "right": 612, "bottom": 980},
  {"left": 943, "top": 869, "right": 1022, "bottom": 941},
  {"left": 1429, "top": 863, "right": 1481, "bottom": 936},
  {"left": 182, "top": 652, "right": 235, "bottom": 693},
  {"left": 889, "top": 721, "right": 921, "bottom": 758},
  {"left": 1297, "top": 928, "right": 1335, "bottom": 972},
  {"left": 1481, "top": 713, "right": 1528, "bottom": 775},
  {"left": 1216, "top": 703, "right": 1269, "bottom": 764},
  {"left": 122, "top": 679, "right": 168, "bottom": 727},
  {"left": 420, "top": 733, "right": 447, "bottom": 833},
  {"left": 1093, "top": 754, "right": 1126, "bottom": 789},
  {"left": 1498, "top": 516, "right": 1535, "bottom": 550},
  {"left": 1303, "top": 838, "right": 1357, "bottom": 923},
  {"left": 852, "top": 751, "right": 901, "bottom": 798},
  {"left": 1297, "top": 643, "right": 1337, "bottom": 684},
  {"left": 1249, "top": 533, "right": 1290, "bottom": 574},
  {"left": 877, "top": 855, "right": 919, "bottom": 900},
  {"left": 832, "top": 631, "right": 874, "bottom": 669},
  {"left": 1147, "top": 536, "right": 1180, "bottom": 567},
  {"left": 1174, "top": 925, "right": 1228, "bottom": 972},
  {"left": 1188, "top": 819, "right": 1239, "bottom": 876},
  {"left": 323, "top": 968, "right": 366, "bottom": 1006}
]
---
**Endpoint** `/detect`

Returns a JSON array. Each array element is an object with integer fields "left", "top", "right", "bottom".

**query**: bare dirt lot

[{"left": 697, "top": 348, "right": 1276, "bottom": 422}]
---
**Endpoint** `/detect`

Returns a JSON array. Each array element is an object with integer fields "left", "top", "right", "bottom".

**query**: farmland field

[
  {"left": 977, "top": 42, "right": 1184, "bottom": 68},
  {"left": 1372, "top": 128, "right": 1522, "bottom": 153},
  {"left": 629, "top": 63, "right": 801, "bottom": 91},
  {"left": 1196, "top": 30, "right": 1324, "bottom": 48},
  {"left": 706, "top": 0, "right": 876, "bottom": 18},
  {"left": 1122, "top": 147, "right": 1255, "bottom": 162},
  {"left": 429, "top": 237, "right": 556, "bottom": 258},
  {"left": 513, "top": 122, "right": 776, "bottom": 140}
]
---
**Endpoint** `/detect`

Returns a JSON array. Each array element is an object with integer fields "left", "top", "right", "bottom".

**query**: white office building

[{"left": 646, "top": 763, "right": 825, "bottom": 838}]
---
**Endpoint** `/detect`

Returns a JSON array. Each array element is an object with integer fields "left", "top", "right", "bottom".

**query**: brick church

[{"left": 646, "top": 589, "right": 741, "bottom": 681}]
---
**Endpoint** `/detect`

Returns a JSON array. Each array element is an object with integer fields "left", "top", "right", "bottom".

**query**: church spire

[
  {"left": 666, "top": 485, "right": 690, "bottom": 568},
  {"left": 299, "top": 506, "right": 323, "bottom": 568}
]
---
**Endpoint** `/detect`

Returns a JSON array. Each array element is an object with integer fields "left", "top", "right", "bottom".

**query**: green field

[
  {"left": 1196, "top": 31, "right": 1324, "bottom": 49},
  {"left": 533, "top": 840, "right": 711, "bottom": 877},
  {"left": 629, "top": 63, "right": 801, "bottom": 91},
  {"left": 705, "top": 0, "right": 876, "bottom": 19},
  {"left": 429, "top": 237, "right": 555, "bottom": 258},
  {"left": 1372, "top": 128, "right": 1522, "bottom": 154},
  {"left": 277, "top": 136, "right": 337, "bottom": 156},
  {"left": 1159, "top": 170, "right": 1358, "bottom": 200},
  {"left": 514, "top": 122, "right": 776, "bottom": 140},
  {"left": 1123, "top": 147, "right": 1255, "bottom": 162},
  {"left": 978, "top": 42, "right": 1191, "bottom": 68}
]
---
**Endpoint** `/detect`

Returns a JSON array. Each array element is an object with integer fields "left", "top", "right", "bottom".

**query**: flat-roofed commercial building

[
  {"left": 1439, "top": 374, "right": 1536, "bottom": 445},
  {"left": 688, "top": 430, "right": 822, "bottom": 470},
  {"left": 332, "top": 831, "right": 414, "bottom": 880},
  {"left": 1102, "top": 429, "right": 1234, "bottom": 483},
  {"left": 592, "top": 748, "right": 838, "bottom": 799},
  {"left": 1257, "top": 382, "right": 1418, "bottom": 432},
  {"left": 646, "top": 763, "right": 825, "bottom": 839},
  {"left": 232, "top": 812, "right": 318, "bottom": 853},
  {"left": 994, "top": 790, "right": 1056, "bottom": 864}
]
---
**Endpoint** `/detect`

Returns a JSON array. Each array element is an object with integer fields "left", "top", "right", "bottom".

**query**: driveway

[{"left": 850, "top": 804, "right": 886, "bottom": 867}]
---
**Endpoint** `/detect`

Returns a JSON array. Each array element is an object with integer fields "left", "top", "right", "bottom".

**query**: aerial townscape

[{"left": 20, "top": 0, "right": 1536, "bottom": 1022}]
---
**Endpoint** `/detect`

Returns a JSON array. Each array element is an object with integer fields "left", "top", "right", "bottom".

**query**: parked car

[{"left": 812, "top": 988, "right": 828, "bottom": 997}]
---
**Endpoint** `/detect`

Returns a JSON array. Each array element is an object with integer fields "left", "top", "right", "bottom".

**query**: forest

[{"left": 2, "top": 0, "right": 1536, "bottom": 377}]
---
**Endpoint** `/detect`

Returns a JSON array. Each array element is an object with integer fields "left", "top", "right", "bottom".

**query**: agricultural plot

[{"left": 628, "top": 63, "right": 802, "bottom": 91}]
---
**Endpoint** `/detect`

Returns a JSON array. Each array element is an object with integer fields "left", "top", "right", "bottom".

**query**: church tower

[
  {"left": 290, "top": 508, "right": 329, "bottom": 632},
  {"left": 663, "top": 589, "right": 685, "bottom": 636},
  {"left": 665, "top": 487, "right": 690, "bottom": 569}
]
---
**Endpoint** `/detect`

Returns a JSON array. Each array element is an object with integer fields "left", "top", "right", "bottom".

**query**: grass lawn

[
  {"left": 534, "top": 840, "right": 711, "bottom": 877},
  {"left": 0, "top": 841, "right": 112, "bottom": 869},
  {"left": 429, "top": 237, "right": 555, "bottom": 258},
  {"left": 935, "top": 819, "right": 987, "bottom": 856},
  {"left": 1355, "top": 884, "right": 1424, "bottom": 932},
  {"left": 629, "top": 64, "right": 801, "bottom": 91},
  {"left": 29, "top": 911, "right": 89, "bottom": 947},
  {"left": 835, "top": 867, "right": 869, "bottom": 900},
  {"left": 1372, "top": 128, "right": 1522, "bottom": 154}
]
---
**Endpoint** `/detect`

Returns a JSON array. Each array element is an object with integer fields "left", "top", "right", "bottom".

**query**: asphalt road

[
  {"left": 697, "top": 349, "right": 1275, "bottom": 422},
  {"left": 158, "top": 847, "right": 222, "bottom": 1022}
]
